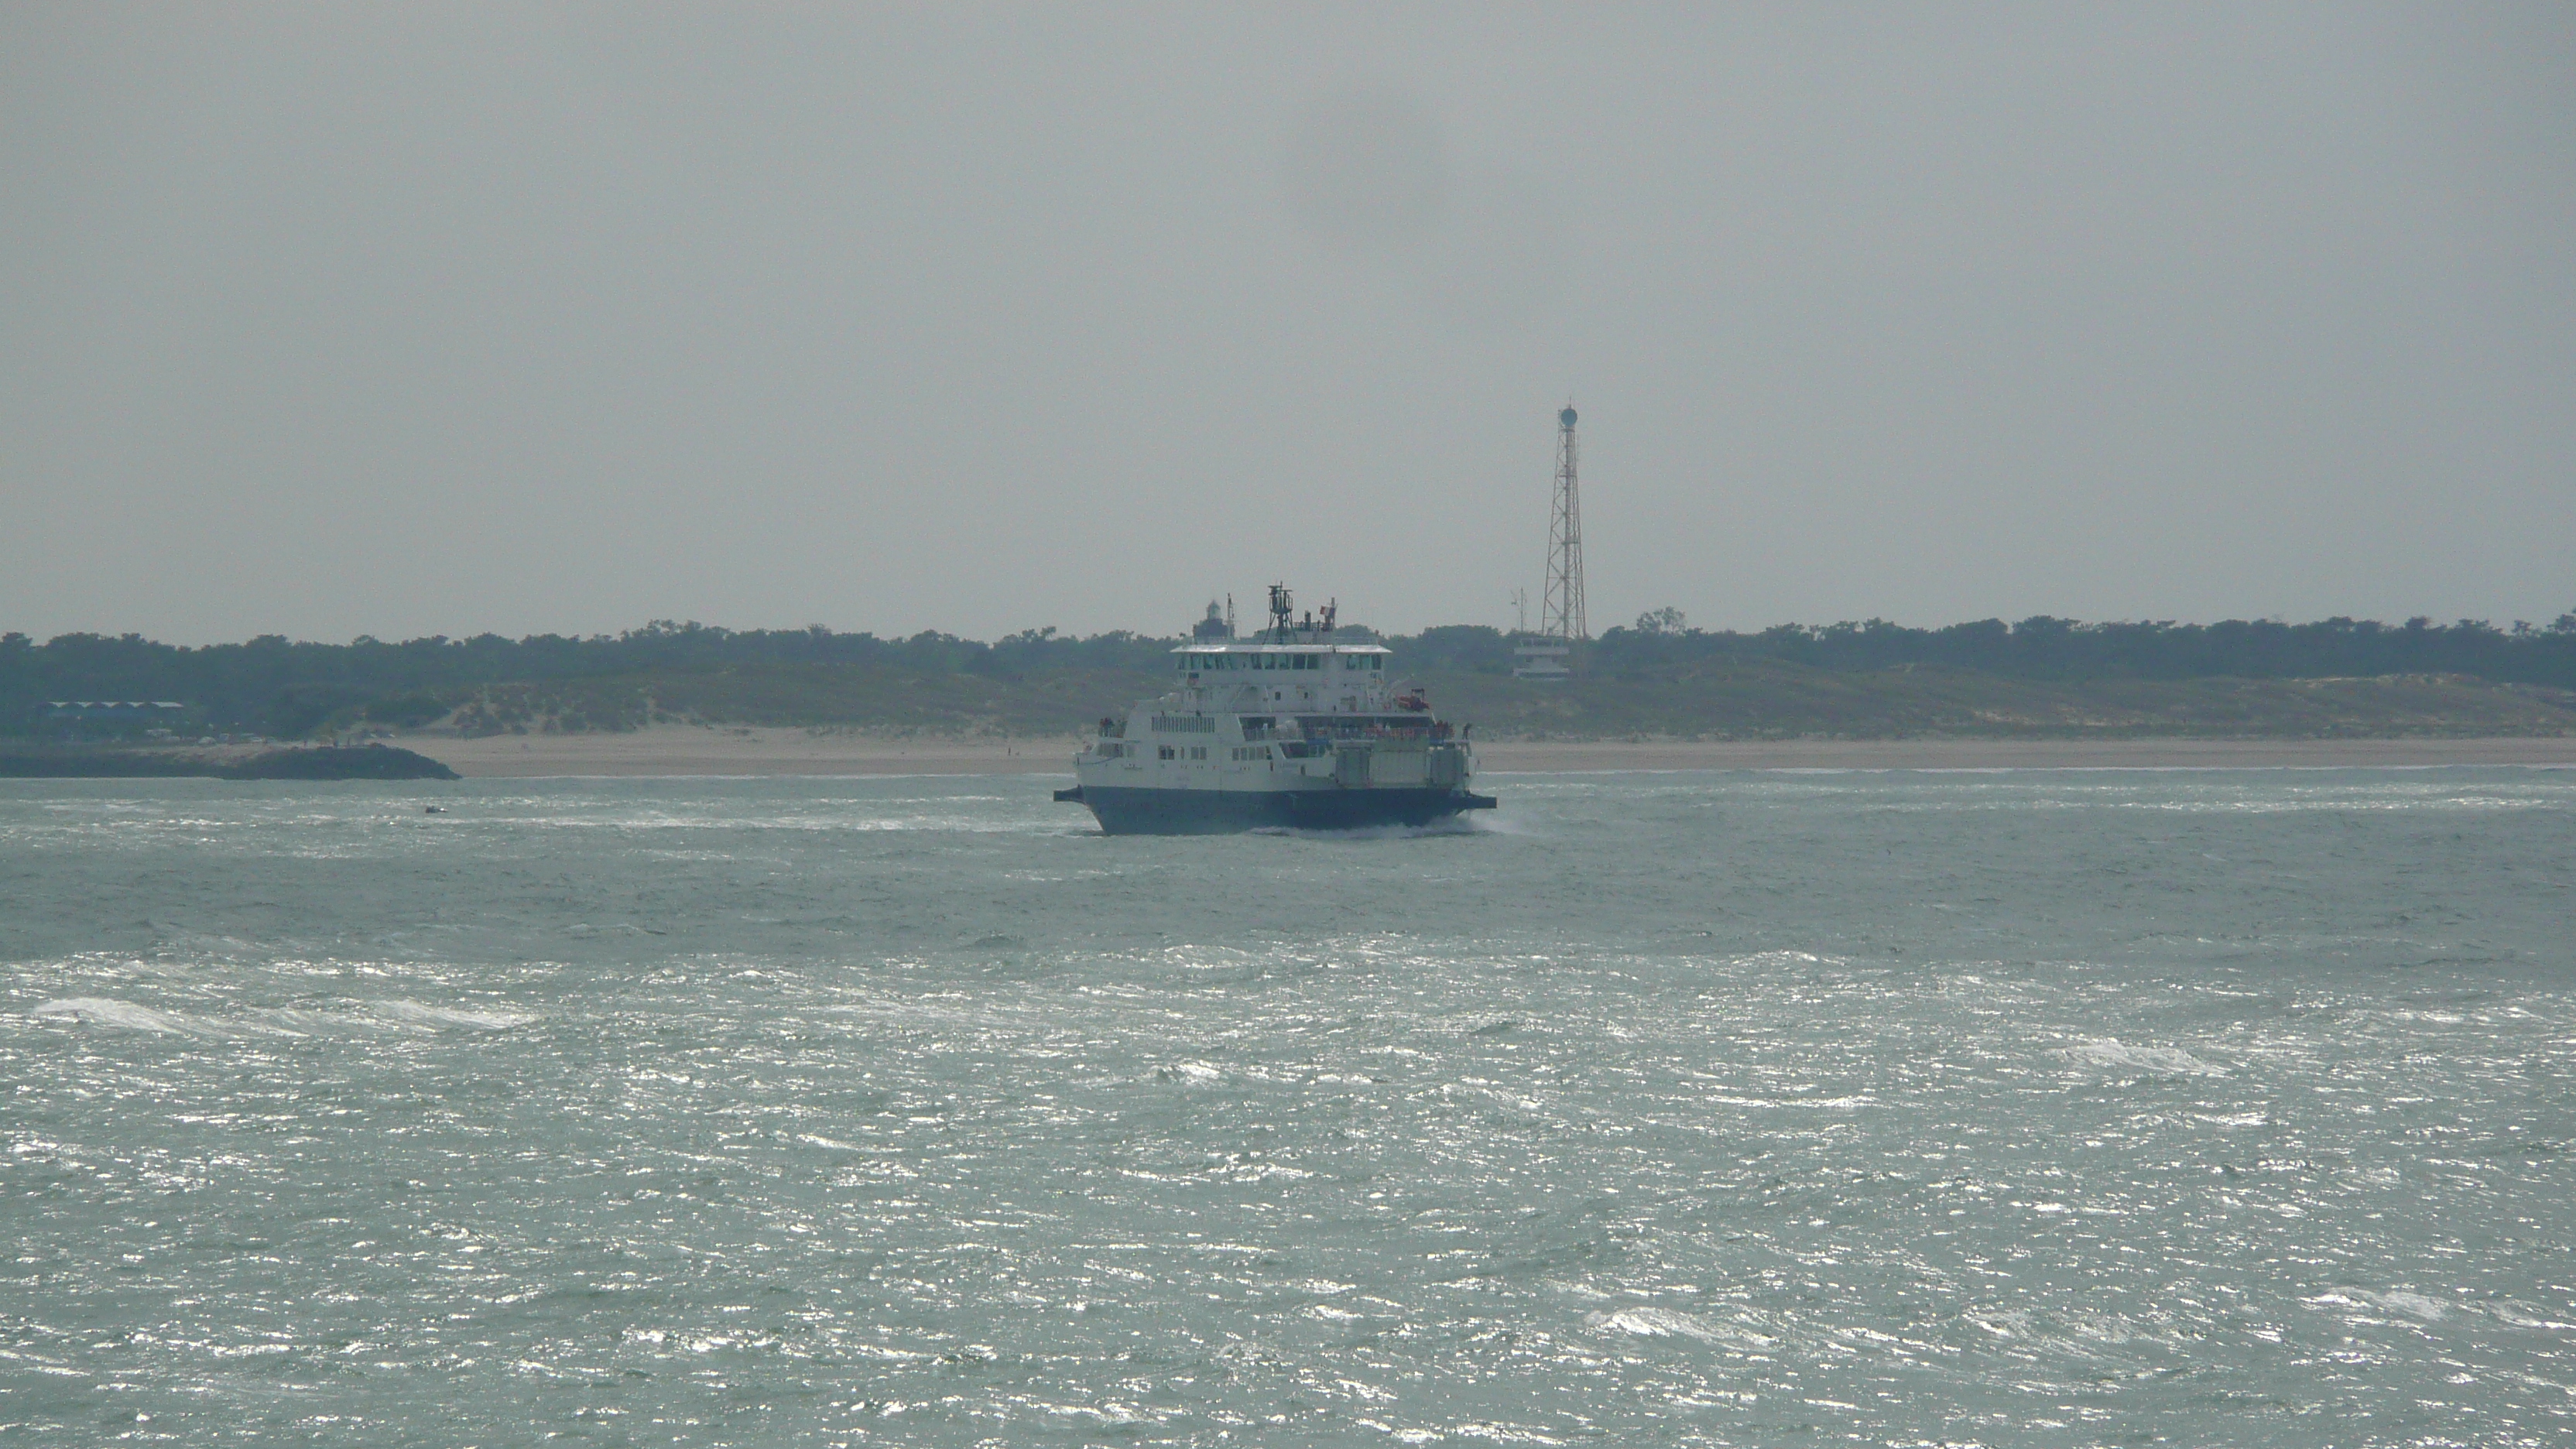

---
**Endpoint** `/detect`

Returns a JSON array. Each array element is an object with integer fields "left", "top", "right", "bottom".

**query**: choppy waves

[{"left": 3, "top": 768, "right": 2571, "bottom": 1444}]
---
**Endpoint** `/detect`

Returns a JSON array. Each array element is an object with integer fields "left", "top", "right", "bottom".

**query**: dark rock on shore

[
  {"left": 0, "top": 744, "right": 459, "bottom": 781},
  {"left": 224, "top": 745, "right": 461, "bottom": 780}
]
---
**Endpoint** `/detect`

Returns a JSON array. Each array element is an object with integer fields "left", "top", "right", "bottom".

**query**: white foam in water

[
  {"left": 31, "top": 997, "right": 192, "bottom": 1034},
  {"left": 372, "top": 1000, "right": 534, "bottom": 1031},
  {"left": 33, "top": 998, "right": 311, "bottom": 1039},
  {"left": 1584, "top": 1307, "right": 1756, "bottom": 1345},
  {"left": 2358, "top": 1290, "right": 2451, "bottom": 1321},
  {"left": 1252, "top": 817, "right": 1499, "bottom": 841},
  {"left": 2060, "top": 1039, "right": 2228, "bottom": 1075}
]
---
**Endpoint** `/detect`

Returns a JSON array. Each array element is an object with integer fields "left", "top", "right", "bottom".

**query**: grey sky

[{"left": 5, "top": 3, "right": 2571, "bottom": 645}]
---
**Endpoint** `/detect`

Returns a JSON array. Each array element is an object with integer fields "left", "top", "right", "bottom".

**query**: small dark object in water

[{"left": 424, "top": 806, "right": 447, "bottom": 814}]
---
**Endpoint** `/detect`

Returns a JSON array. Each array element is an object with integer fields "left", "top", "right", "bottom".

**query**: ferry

[{"left": 1055, "top": 586, "right": 1497, "bottom": 834}]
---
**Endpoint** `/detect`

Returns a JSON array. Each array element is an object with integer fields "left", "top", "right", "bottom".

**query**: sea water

[{"left": 2, "top": 769, "right": 2570, "bottom": 1446}]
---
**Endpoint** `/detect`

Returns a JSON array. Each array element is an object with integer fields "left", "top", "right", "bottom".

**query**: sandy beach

[{"left": 398, "top": 727, "right": 2576, "bottom": 778}]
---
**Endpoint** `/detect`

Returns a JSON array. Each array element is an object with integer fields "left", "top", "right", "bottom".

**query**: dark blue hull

[{"left": 1056, "top": 785, "right": 1496, "bottom": 836}]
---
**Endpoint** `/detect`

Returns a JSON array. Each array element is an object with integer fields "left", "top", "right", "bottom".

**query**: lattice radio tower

[{"left": 1540, "top": 404, "right": 1588, "bottom": 642}]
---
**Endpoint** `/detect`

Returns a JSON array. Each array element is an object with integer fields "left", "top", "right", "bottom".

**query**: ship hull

[{"left": 1059, "top": 785, "right": 1495, "bottom": 836}]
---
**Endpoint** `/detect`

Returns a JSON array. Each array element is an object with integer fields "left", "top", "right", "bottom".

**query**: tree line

[
  {"left": 0, "top": 622, "right": 1170, "bottom": 738},
  {"left": 6, "top": 610, "right": 2573, "bottom": 738},
  {"left": 1406, "top": 610, "right": 2576, "bottom": 688}
]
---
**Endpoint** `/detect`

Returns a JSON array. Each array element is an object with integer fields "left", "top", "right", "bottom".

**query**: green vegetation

[
  {"left": 1425, "top": 661, "right": 2576, "bottom": 740},
  {"left": 5, "top": 612, "right": 2574, "bottom": 742},
  {"left": 1410, "top": 611, "right": 2576, "bottom": 738},
  {"left": 0, "top": 624, "right": 1169, "bottom": 741}
]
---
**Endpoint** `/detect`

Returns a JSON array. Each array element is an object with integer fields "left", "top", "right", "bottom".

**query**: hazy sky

[{"left": 6, "top": 3, "right": 2571, "bottom": 645}]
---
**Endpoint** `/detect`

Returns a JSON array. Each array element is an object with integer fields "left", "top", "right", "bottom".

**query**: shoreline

[{"left": 395, "top": 728, "right": 2576, "bottom": 778}]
